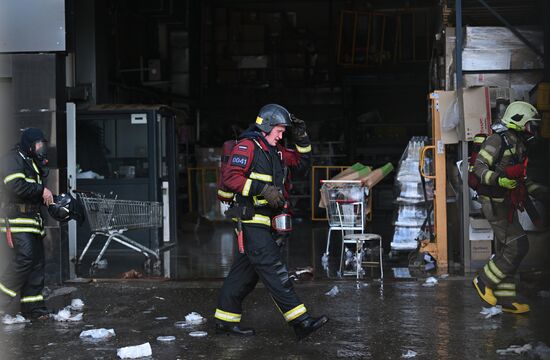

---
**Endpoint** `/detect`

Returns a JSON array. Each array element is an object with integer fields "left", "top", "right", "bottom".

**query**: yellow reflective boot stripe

[
  {"left": 478, "top": 149, "right": 494, "bottom": 165},
  {"left": 483, "top": 264, "right": 501, "bottom": 284},
  {"left": 0, "top": 282, "right": 17, "bottom": 297},
  {"left": 295, "top": 144, "right": 312, "bottom": 153},
  {"left": 20, "top": 295, "right": 44, "bottom": 303},
  {"left": 214, "top": 309, "right": 241, "bottom": 322},
  {"left": 488, "top": 260, "right": 505, "bottom": 279},
  {"left": 496, "top": 283, "right": 515, "bottom": 290},
  {"left": 283, "top": 304, "right": 307, "bottom": 322},
  {"left": 249, "top": 172, "right": 273, "bottom": 182},
  {"left": 4, "top": 173, "right": 26, "bottom": 184},
  {"left": 494, "top": 290, "right": 516, "bottom": 297},
  {"left": 217, "top": 189, "right": 234, "bottom": 199},
  {"left": 242, "top": 179, "right": 252, "bottom": 196}
]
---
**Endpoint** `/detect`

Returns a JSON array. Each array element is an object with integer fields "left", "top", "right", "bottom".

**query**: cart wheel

[
  {"left": 143, "top": 258, "right": 151, "bottom": 275},
  {"left": 152, "top": 260, "right": 161, "bottom": 277},
  {"left": 89, "top": 262, "right": 98, "bottom": 277}
]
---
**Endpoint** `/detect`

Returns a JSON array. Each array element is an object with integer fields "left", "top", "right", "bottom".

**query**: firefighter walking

[
  {"left": 0, "top": 128, "right": 54, "bottom": 319},
  {"left": 214, "top": 104, "right": 328, "bottom": 340},
  {"left": 472, "top": 101, "right": 548, "bottom": 314}
]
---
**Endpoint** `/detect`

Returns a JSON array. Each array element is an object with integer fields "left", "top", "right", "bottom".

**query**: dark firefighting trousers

[
  {"left": 478, "top": 198, "right": 529, "bottom": 298},
  {"left": 0, "top": 232, "right": 46, "bottom": 314},
  {"left": 215, "top": 224, "right": 309, "bottom": 325}
]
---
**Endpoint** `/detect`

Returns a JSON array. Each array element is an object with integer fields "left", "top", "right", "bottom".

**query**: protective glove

[
  {"left": 498, "top": 177, "right": 517, "bottom": 190},
  {"left": 260, "top": 184, "right": 285, "bottom": 209},
  {"left": 290, "top": 115, "right": 308, "bottom": 141}
]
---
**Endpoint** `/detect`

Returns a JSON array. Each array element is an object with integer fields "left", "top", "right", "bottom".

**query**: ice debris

[
  {"left": 402, "top": 350, "right": 417, "bottom": 358},
  {"left": 79, "top": 328, "right": 115, "bottom": 339},
  {"left": 185, "top": 312, "right": 206, "bottom": 325},
  {"left": 480, "top": 306, "right": 502, "bottom": 319},
  {"left": 422, "top": 277, "right": 438, "bottom": 287},
  {"left": 70, "top": 298, "right": 85, "bottom": 311},
  {"left": 325, "top": 286, "right": 340, "bottom": 297},
  {"left": 117, "top": 342, "right": 152, "bottom": 359},
  {"left": 52, "top": 307, "right": 83, "bottom": 322},
  {"left": 2, "top": 314, "right": 30, "bottom": 325}
]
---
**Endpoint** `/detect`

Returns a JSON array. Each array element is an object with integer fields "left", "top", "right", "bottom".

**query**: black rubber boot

[
  {"left": 215, "top": 321, "right": 255, "bottom": 336},
  {"left": 293, "top": 315, "right": 329, "bottom": 340},
  {"left": 24, "top": 307, "right": 51, "bottom": 321}
]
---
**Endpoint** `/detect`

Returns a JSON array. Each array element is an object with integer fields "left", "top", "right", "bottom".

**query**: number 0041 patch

[{"left": 231, "top": 155, "right": 248, "bottom": 168}]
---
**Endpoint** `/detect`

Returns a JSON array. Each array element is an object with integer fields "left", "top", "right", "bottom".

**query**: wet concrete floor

[
  {"left": 3, "top": 220, "right": 550, "bottom": 359},
  {"left": 1, "top": 276, "right": 550, "bottom": 359}
]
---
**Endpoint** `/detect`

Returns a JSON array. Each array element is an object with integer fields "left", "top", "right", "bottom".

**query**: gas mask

[
  {"left": 31, "top": 141, "right": 49, "bottom": 177},
  {"left": 518, "top": 121, "right": 540, "bottom": 145}
]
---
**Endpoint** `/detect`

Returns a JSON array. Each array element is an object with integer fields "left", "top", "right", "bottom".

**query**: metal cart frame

[{"left": 75, "top": 191, "right": 163, "bottom": 276}]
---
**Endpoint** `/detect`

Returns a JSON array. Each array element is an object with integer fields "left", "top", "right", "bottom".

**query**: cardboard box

[
  {"left": 471, "top": 240, "right": 492, "bottom": 261},
  {"left": 434, "top": 87, "right": 492, "bottom": 144},
  {"left": 469, "top": 217, "right": 494, "bottom": 241}
]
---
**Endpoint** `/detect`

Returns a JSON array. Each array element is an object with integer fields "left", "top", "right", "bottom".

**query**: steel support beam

[
  {"left": 456, "top": 0, "right": 471, "bottom": 274},
  {"left": 476, "top": 0, "right": 543, "bottom": 58}
]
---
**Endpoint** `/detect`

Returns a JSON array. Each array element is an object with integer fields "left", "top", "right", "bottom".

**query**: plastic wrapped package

[{"left": 391, "top": 137, "right": 433, "bottom": 251}]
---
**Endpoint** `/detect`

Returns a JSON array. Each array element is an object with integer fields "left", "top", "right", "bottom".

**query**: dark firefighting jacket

[
  {"left": 473, "top": 129, "right": 539, "bottom": 202},
  {"left": 222, "top": 130, "right": 311, "bottom": 227},
  {"left": 0, "top": 148, "right": 45, "bottom": 236}
]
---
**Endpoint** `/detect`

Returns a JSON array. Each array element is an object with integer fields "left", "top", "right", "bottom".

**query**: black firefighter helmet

[
  {"left": 255, "top": 104, "right": 292, "bottom": 134},
  {"left": 48, "top": 193, "right": 85, "bottom": 224}
]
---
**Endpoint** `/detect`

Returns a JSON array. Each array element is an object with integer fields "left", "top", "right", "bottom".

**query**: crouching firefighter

[
  {"left": 0, "top": 128, "right": 55, "bottom": 319},
  {"left": 214, "top": 104, "right": 328, "bottom": 340},
  {"left": 472, "top": 101, "right": 548, "bottom": 314}
]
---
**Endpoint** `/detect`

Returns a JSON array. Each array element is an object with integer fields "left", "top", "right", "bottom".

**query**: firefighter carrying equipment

[
  {"left": 215, "top": 111, "right": 317, "bottom": 330},
  {"left": 0, "top": 130, "right": 49, "bottom": 317}
]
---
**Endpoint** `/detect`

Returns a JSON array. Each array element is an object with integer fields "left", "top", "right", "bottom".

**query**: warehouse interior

[{"left": 0, "top": 0, "right": 549, "bottom": 284}]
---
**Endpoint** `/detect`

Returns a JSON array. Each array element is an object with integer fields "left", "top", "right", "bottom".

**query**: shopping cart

[
  {"left": 321, "top": 180, "right": 383, "bottom": 279},
  {"left": 75, "top": 191, "right": 163, "bottom": 276}
]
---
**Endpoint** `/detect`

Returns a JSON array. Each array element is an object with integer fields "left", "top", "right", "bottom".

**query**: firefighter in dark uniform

[
  {"left": 214, "top": 104, "right": 328, "bottom": 340},
  {"left": 0, "top": 128, "right": 54, "bottom": 319},
  {"left": 472, "top": 101, "right": 548, "bottom": 314}
]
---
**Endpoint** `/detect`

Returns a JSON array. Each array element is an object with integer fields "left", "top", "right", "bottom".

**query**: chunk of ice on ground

[
  {"left": 402, "top": 350, "right": 417, "bottom": 358},
  {"left": 496, "top": 344, "right": 533, "bottom": 355},
  {"left": 79, "top": 328, "right": 115, "bottom": 339},
  {"left": 52, "top": 308, "right": 83, "bottom": 322},
  {"left": 2, "top": 314, "right": 29, "bottom": 325},
  {"left": 185, "top": 312, "right": 206, "bottom": 324},
  {"left": 70, "top": 298, "right": 85, "bottom": 310},
  {"left": 480, "top": 306, "right": 502, "bottom": 319},
  {"left": 117, "top": 342, "right": 152, "bottom": 359},
  {"left": 325, "top": 286, "right": 340, "bottom": 297},
  {"left": 422, "top": 277, "right": 438, "bottom": 287}
]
